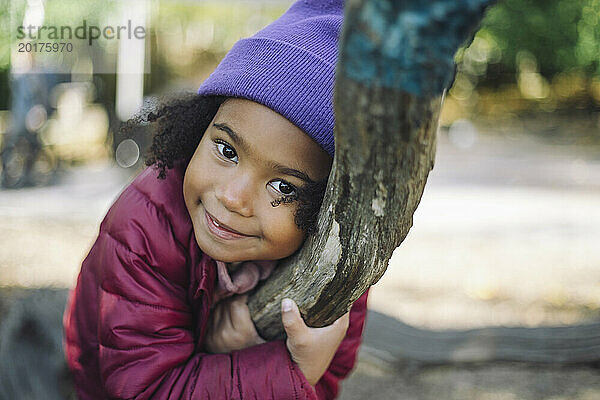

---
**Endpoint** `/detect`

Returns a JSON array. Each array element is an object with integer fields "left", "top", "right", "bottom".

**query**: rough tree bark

[{"left": 249, "top": 0, "right": 497, "bottom": 340}]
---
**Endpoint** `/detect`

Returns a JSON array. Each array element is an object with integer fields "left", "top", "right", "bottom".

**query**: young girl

[{"left": 63, "top": 0, "right": 369, "bottom": 399}]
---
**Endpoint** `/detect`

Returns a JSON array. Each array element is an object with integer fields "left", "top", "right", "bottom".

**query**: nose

[{"left": 215, "top": 173, "right": 254, "bottom": 217}]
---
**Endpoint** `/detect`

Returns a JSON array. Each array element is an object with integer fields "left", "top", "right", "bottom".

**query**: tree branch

[{"left": 249, "top": 0, "right": 497, "bottom": 341}]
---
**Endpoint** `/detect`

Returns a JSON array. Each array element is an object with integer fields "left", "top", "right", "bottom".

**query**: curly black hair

[
  {"left": 126, "top": 93, "right": 330, "bottom": 235},
  {"left": 143, "top": 93, "right": 225, "bottom": 178}
]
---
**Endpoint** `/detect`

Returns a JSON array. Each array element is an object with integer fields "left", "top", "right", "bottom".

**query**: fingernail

[{"left": 282, "top": 298, "right": 293, "bottom": 312}]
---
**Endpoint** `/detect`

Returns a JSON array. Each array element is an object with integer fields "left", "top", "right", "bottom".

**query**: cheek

[
  {"left": 184, "top": 143, "right": 218, "bottom": 201},
  {"left": 261, "top": 206, "right": 305, "bottom": 257}
]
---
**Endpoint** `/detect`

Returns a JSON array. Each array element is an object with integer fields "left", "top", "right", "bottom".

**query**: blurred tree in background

[
  {"left": 482, "top": 0, "right": 592, "bottom": 78},
  {"left": 447, "top": 0, "right": 600, "bottom": 120}
]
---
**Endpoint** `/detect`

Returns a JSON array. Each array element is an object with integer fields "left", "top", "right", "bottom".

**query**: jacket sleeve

[
  {"left": 96, "top": 189, "right": 318, "bottom": 399},
  {"left": 315, "top": 290, "right": 369, "bottom": 399},
  {"left": 100, "top": 241, "right": 366, "bottom": 400}
]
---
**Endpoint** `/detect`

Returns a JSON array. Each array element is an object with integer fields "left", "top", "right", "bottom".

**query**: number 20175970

[{"left": 17, "top": 42, "right": 73, "bottom": 52}]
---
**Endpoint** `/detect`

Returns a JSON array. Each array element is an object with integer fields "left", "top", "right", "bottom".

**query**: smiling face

[{"left": 183, "top": 98, "right": 332, "bottom": 263}]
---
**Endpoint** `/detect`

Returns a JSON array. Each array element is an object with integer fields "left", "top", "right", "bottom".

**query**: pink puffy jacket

[{"left": 63, "top": 163, "right": 368, "bottom": 399}]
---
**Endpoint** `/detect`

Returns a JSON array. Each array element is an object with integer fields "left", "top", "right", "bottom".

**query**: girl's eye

[
  {"left": 216, "top": 142, "right": 238, "bottom": 162},
  {"left": 269, "top": 180, "right": 297, "bottom": 196}
]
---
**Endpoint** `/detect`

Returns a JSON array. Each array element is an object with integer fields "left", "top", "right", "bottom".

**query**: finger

[
  {"left": 229, "top": 297, "right": 254, "bottom": 332},
  {"left": 333, "top": 312, "right": 350, "bottom": 330},
  {"left": 310, "top": 311, "right": 350, "bottom": 336},
  {"left": 281, "top": 298, "right": 308, "bottom": 340},
  {"left": 211, "top": 300, "right": 224, "bottom": 327},
  {"left": 226, "top": 296, "right": 266, "bottom": 345},
  {"left": 255, "top": 335, "right": 266, "bottom": 344},
  {"left": 228, "top": 294, "right": 248, "bottom": 309},
  {"left": 222, "top": 298, "right": 235, "bottom": 332},
  {"left": 229, "top": 297, "right": 265, "bottom": 342}
]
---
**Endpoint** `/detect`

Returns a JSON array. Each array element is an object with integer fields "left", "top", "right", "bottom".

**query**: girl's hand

[
  {"left": 204, "top": 294, "right": 266, "bottom": 354},
  {"left": 282, "top": 298, "right": 350, "bottom": 386}
]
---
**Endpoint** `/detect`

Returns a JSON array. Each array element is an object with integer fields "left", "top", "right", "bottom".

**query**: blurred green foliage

[
  {"left": 146, "top": 1, "right": 288, "bottom": 92},
  {"left": 576, "top": 0, "right": 600, "bottom": 75},
  {"left": 447, "top": 0, "right": 600, "bottom": 117},
  {"left": 0, "top": 0, "right": 10, "bottom": 109},
  {"left": 457, "top": 0, "right": 600, "bottom": 81},
  {"left": 481, "top": 0, "right": 584, "bottom": 77},
  {"left": 0, "top": 0, "right": 10, "bottom": 72}
]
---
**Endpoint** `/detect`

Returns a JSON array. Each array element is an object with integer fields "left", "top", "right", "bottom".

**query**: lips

[{"left": 204, "top": 210, "right": 251, "bottom": 240}]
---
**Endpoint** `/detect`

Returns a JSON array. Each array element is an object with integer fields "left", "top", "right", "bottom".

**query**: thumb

[{"left": 281, "top": 298, "right": 307, "bottom": 339}]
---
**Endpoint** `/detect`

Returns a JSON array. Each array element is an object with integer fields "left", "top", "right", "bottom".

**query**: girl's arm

[
  {"left": 204, "top": 294, "right": 360, "bottom": 389},
  {"left": 97, "top": 234, "right": 367, "bottom": 400},
  {"left": 97, "top": 233, "right": 317, "bottom": 399}
]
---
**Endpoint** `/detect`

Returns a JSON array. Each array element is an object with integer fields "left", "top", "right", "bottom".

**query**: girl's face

[{"left": 183, "top": 98, "right": 331, "bottom": 263}]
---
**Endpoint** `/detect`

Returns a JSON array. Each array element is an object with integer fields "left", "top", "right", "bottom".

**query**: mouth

[{"left": 204, "top": 210, "right": 252, "bottom": 240}]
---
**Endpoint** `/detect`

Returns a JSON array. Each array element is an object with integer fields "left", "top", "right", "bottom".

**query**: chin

[
  {"left": 205, "top": 251, "right": 245, "bottom": 263},
  {"left": 195, "top": 239, "right": 236, "bottom": 262},
  {"left": 193, "top": 234, "right": 248, "bottom": 263}
]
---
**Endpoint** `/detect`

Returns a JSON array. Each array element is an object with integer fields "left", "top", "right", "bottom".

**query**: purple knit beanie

[{"left": 196, "top": 0, "right": 343, "bottom": 156}]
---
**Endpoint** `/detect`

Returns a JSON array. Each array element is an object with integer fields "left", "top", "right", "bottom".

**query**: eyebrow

[{"left": 212, "top": 123, "right": 315, "bottom": 184}]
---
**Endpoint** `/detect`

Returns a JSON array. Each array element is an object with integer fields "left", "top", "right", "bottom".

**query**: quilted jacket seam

[
  {"left": 100, "top": 230, "right": 188, "bottom": 294},
  {"left": 129, "top": 183, "right": 187, "bottom": 251},
  {"left": 98, "top": 341, "right": 192, "bottom": 352},
  {"left": 99, "top": 285, "right": 186, "bottom": 313}
]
